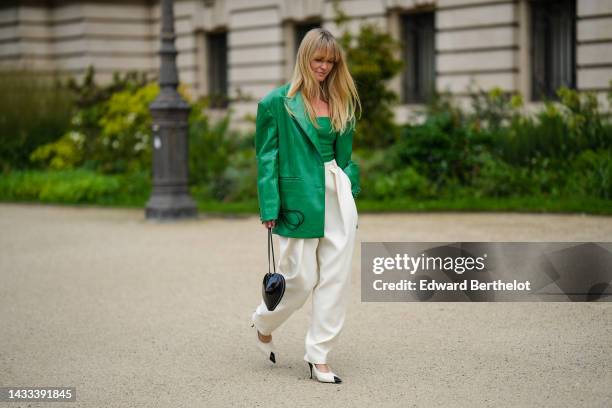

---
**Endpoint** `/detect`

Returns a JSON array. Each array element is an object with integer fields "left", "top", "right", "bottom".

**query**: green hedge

[
  {"left": 1, "top": 169, "right": 610, "bottom": 215},
  {"left": 0, "top": 169, "right": 150, "bottom": 207},
  {"left": 0, "top": 70, "right": 73, "bottom": 173}
]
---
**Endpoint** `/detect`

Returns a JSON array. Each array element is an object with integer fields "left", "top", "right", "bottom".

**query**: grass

[
  {"left": 197, "top": 197, "right": 612, "bottom": 216},
  {"left": 0, "top": 170, "right": 610, "bottom": 215},
  {"left": 0, "top": 169, "right": 149, "bottom": 207},
  {"left": 354, "top": 197, "right": 612, "bottom": 215}
]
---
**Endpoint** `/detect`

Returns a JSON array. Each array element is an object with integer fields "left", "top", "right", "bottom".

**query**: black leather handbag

[{"left": 262, "top": 228, "right": 285, "bottom": 311}]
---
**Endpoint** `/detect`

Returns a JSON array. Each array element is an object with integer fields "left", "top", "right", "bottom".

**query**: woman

[{"left": 250, "top": 28, "right": 361, "bottom": 384}]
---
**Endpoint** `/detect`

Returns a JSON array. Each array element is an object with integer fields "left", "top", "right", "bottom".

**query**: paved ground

[{"left": 1, "top": 203, "right": 611, "bottom": 408}]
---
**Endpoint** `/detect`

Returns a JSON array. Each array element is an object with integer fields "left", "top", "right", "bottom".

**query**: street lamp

[{"left": 146, "top": 0, "right": 197, "bottom": 219}]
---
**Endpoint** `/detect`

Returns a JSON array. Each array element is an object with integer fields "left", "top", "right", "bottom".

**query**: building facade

[{"left": 1, "top": 0, "right": 611, "bottom": 130}]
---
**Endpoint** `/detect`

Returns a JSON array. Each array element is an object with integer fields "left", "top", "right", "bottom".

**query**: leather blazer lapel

[{"left": 284, "top": 90, "right": 322, "bottom": 158}]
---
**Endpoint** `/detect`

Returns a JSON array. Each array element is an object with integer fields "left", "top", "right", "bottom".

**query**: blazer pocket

[{"left": 279, "top": 177, "right": 303, "bottom": 191}]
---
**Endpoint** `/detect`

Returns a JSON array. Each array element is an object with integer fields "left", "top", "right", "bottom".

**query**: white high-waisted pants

[{"left": 251, "top": 158, "right": 358, "bottom": 364}]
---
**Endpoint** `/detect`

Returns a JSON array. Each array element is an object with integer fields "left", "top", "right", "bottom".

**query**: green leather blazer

[{"left": 255, "top": 82, "right": 360, "bottom": 238}]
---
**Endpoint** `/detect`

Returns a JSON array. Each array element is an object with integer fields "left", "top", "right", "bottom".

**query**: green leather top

[{"left": 316, "top": 117, "right": 336, "bottom": 162}]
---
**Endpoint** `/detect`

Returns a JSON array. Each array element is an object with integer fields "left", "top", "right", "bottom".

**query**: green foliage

[
  {"left": 389, "top": 111, "right": 490, "bottom": 188},
  {"left": 95, "top": 83, "right": 158, "bottom": 173},
  {"left": 479, "top": 86, "right": 612, "bottom": 166},
  {"left": 372, "top": 166, "right": 432, "bottom": 199},
  {"left": 2, "top": 61, "right": 609, "bottom": 214},
  {"left": 467, "top": 151, "right": 545, "bottom": 198},
  {"left": 66, "top": 65, "right": 150, "bottom": 109},
  {"left": 188, "top": 99, "right": 242, "bottom": 201},
  {"left": 359, "top": 82, "right": 611, "bottom": 205},
  {"left": 221, "top": 147, "right": 258, "bottom": 202},
  {"left": 30, "top": 80, "right": 159, "bottom": 174},
  {"left": 0, "top": 169, "right": 149, "bottom": 205},
  {"left": 0, "top": 69, "right": 73, "bottom": 173},
  {"left": 332, "top": 0, "right": 403, "bottom": 148},
  {"left": 565, "top": 149, "right": 612, "bottom": 200},
  {"left": 29, "top": 66, "right": 154, "bottom": 173},
  {"left": 23, "top": 65, "right": 255, "bottom": 204},
  {"left": 467, "top": 85, "right": 521, "bottom": 134},
  {"left": 29, "top": 131, "right": 84, "bottom": 170}
]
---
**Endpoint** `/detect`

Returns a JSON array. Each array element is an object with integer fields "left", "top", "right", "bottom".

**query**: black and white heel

[
  {"left": 251, "top": 323, "right": 276, "bottom": 364},
  {"left": 307, "top": 362, "right": 342, "bottom": 383}
]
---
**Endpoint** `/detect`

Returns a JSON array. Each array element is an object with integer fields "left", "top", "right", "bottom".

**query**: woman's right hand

[{"left": 262, "top": 220, "right": 276, "bottom": 229}]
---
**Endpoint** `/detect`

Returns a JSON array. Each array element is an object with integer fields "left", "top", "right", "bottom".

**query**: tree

[{"left": 332, "top": 0, "right": 404, "bottom": 148}]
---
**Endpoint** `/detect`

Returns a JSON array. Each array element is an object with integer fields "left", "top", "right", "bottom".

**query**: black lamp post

[{"left": 146, "top": 0, "right": 197, "bottom": 219}]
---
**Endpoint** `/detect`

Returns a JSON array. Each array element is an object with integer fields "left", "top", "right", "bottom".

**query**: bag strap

[{"left": 267, "top": 227, "right": 276, "bottom": 275}]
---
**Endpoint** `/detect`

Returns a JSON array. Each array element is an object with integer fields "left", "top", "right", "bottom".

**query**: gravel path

[{"left": 1, "top": 203, "right": 611, "bottom": 408}]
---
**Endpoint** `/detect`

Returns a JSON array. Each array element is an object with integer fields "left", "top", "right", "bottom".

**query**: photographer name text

[{"left": 371, "top": 254, "right": 531, "bottom": 292}]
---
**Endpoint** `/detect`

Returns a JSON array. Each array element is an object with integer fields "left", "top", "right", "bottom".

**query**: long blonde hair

[{"left": 285, "top": 28, "right": 361, "bottom": 135}]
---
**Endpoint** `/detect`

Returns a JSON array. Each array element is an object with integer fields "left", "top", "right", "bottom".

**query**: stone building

[{"left": 1, "top": 0, "right": 610, "bottom": 130}]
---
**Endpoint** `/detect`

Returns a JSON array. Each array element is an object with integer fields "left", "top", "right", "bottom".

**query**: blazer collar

[{"left": 284, "top": 89, "right": 322, "bottom": 158}]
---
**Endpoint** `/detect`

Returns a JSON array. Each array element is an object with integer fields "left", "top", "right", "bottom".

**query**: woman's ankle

[{"left": 257, "top": 330, "right": 272, "bottom": 343}]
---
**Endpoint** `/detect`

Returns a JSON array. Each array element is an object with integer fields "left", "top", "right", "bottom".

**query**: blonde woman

[{"left": 250, "top": 28, "right": 361, "bottom": 384}]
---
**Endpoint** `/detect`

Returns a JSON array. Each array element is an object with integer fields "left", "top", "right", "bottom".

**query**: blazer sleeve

[
  {"left": 334, "top": 118, "right": 361, "bottom": 199},
  {"left": 255, "top": 101, "right": 280, "bottom": 222}
]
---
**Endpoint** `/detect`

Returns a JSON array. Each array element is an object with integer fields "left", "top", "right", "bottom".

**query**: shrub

[
  {"left": 0, "top": 69, "right": 73, "bottom": 173},
  {"left": 0, "top": 169, "right": 150, "bottom": 205},
  {"left": 469, "top": 151, "right": 525, "bottom": 197},
  {"left": 495, "top": 87, "right": 611, "bottom": 166},
  {"left": 392, "top": 112, "right": 489, "bottom": 188},
  {"left": 30, "top": 82, "right": 159, "bottom": 174},
  {"left": 565, "top": 149, "right": 612, "bottom": 200},
  {"left": 188, "top": 99, "right": 245, "bottom": 201},
  {"left": 29, "top": 131, "right": 85, "bottom": 170},
  {"left": 372, "top": 166, "right": 432, "bottom": 199},
  {"left": 333, "top": 0, "right": 403, "bottom": 149},
  {"left": 467, "top": 85, "right": 522, "bottom": 134},
  {"left": 95, "top": 83, "right": 158, "bottom": 173},
  {"left": 66, "top": 65, "right": 150, "bottom": 109},
  {"left": 221, "top": 147, "right": 258, "bottom": 202}
]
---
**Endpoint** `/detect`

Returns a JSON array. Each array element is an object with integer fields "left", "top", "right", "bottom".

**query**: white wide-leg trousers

[{"left": 252, "top": 158, "right": 358, "bottom": 364}]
